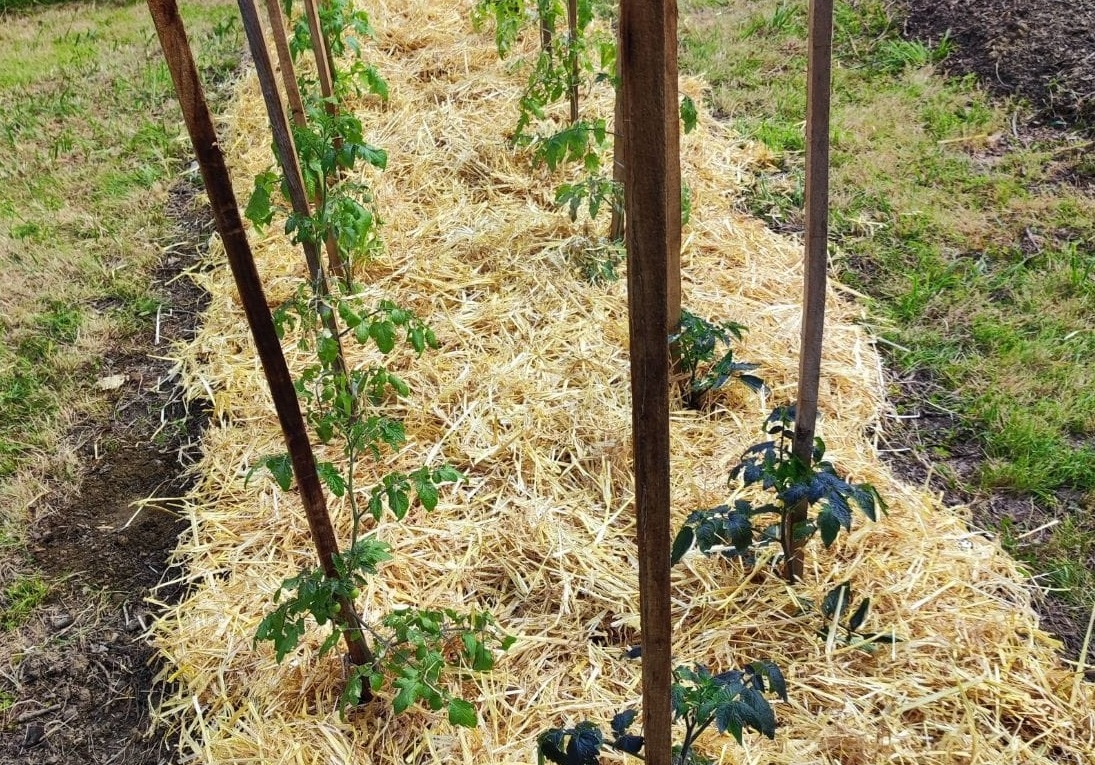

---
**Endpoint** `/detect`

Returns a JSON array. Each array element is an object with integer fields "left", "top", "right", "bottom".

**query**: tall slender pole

[
  {"left": 787, "top": 0, "right": 834, "bottom": 583},
  {"left": 146, "top": 0, "right": 373, "bottom": 677},
  {"left": 263, "top": 0, "right": 307, "bottom": 129},
  {"left": 237, "top": 0, "right": 349, "bottom": 383},
  {"left": 260, "top": 0, "right": 345, "bottom": 283},
  {"left": 300, "top": 0, "right": 348, "bottom": 279},
  {"left": 620, "top": 0, "right": 680, "bottom": 761}
]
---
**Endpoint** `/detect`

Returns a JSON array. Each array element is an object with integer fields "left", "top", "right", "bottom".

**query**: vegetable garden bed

[{"left": 149, "top": 0, "right": 1093, "bottom": 762}]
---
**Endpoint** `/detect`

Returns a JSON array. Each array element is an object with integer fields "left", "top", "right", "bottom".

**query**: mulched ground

[
  {"left": 898, "top": 0, "right": 1095, "bottom": 129},
  {"left": 3, "top": 1, "right": 1092, "bottom": 762}
]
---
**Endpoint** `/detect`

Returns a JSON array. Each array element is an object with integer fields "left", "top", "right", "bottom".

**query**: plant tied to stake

[
  {"left": 672, "top": 405, "right": 884, "bottom": 579},
  {"left": 237, "top": 0, "right": 513, "bottom": 724}
]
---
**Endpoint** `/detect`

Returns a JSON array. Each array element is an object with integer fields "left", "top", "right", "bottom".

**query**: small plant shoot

[
  {"left": 670, "top": 309, "right": 764, "bottom": 409},
  {"left": 806, "top": 581, "right": 899, "bottom": 652},
  {"left": 537, "top": 662, "right": 786, "bottom": 765},
  {"left": 673, "top": 406, "right": 884, "bottom": 577}
]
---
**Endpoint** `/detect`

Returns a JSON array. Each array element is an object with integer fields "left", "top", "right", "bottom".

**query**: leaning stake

[
  {"left": 236, "top": 0, "right": 350, "bottom": 382},
  {"left": 787, "top": 0, "right": 835, "bottom": 582},
  {"left": 145, "top": 0, "right": 374, "bottom": 677}
]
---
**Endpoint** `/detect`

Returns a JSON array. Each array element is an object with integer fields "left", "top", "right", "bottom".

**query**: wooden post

[
  {"left": 300, "top": 0, "right": 348, "bottom": 280},
  {"left": 259, "top": 0, "right": 345, "bottom": 283},
  {"left": 538, "top": 0, "right": 553, "bottom": 53},
  {"left": 237, "top": 0, "right": 350, "bottom": 382},
  {"left": 620, "top": 0, "right": 680, "bottom": 761},
  {"left": 566, "top": 0, "right": 579, "bottom": 123},
  {"left": 263, "top": 0, "right": 307, "bottom": 129},
  {"left": 146, "top": 0, "right": 374, "bottom": 679},
  {"left": 608, "top": 50, "right": 625, "bottom": 242},
  {"left": 787, "top": 0, "right": 834, "bottom": 583}
]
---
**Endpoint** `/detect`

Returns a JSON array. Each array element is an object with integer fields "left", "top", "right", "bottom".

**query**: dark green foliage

[
  {"left": 670, "top": 309, "right": 763, "bottom": 409},
  {"left": 809, "top": 581, "right": 899, "bottom": 651},
  {"left": 673, "top": 406, "right": 884, "bottom": 566},
  {"left": 537, "top": 661, "right": 785, "bottom": 764}
]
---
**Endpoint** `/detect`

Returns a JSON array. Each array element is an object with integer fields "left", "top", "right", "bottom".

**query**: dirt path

[{"left": 0, "top": 184, "right": 211, "bottom": 765}]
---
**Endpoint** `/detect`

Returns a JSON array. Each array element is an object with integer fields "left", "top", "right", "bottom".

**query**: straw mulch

[{"left": 151, "top": 1, "right": 1095, "bottom": 762}]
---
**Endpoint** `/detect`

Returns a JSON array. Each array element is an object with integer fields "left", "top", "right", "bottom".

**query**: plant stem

[{"left": 146, "top": 0, "right": 375, "bottom": 681}]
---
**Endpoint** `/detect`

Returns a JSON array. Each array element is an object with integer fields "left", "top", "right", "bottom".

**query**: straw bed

[{"left": 151, "top": 1, "right": 1095, "bottom": 762}]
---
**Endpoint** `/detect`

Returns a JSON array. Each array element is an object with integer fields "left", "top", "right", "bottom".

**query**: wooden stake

[
  {"left": 788, "top": 0, "right": 834, "bottom": 583},
  {"left": 237, "top": 0, "right": 350, "bottom": 382},
  {"left": 259, "top": 0, "right": 345, "bottom": 282},
  {"left": 620, "top": 0, "right": 680, "bottom": 761},
  {"left": 608, "top": 49, "right": 625, "bottom": 243},
  {"left": 146, "top": 0, "right": 373, "bottom": 676},
  {"left": 300, "top": 0, "right": 347, "bottom": 280},
  {"left": 263, "top": 0, "right": 306, "bottom": 129}
]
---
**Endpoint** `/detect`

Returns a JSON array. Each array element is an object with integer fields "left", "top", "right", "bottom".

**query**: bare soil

[
  {"left": 0, "top": 182, "right": 212, "bottom": 764},
  {"left": 897, "top": 0, "right": 1095, "bottom": 129}
]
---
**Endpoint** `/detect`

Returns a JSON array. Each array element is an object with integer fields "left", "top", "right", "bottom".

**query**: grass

[
  {"left": 0, "top": 0, "right": 240, "bottom": 623},
  {"left": 1, "top": 575, "right": 49, "bottom": 631},
  {"left": 679, "top": 0, "right": 1095, "bottom": 607}
]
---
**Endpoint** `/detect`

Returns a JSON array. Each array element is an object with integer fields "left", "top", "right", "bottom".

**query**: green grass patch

[
  {"left": 680, "top": 0, "right": 1095, "bottom": 605},
  {"left": 0, "top": 0, "right": 240, "bottom": 486},
  {"left": 1, "top": 575, "right": 49, "bottom": 631}
]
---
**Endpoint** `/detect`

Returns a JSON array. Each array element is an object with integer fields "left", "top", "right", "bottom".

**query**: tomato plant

[
  {"left": 244, "top": 4, "right": 512, "bottom": 723},
  {"left": 670, "top": 309, "right": 764, "bottom": 409},
  {"left": 673, "top": 406, "right": 884, "bottom": 577},
  {"left": 537, "top": 661, "right": 786, "bottom": 765}
]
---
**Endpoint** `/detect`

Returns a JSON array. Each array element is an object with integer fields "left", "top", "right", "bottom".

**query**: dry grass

[{"left": 151, "top": 1, "right": 1094, "bottom": 763}]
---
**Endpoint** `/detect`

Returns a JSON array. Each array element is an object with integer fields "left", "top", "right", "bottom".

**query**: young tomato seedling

[
  {"left": 673, "top": 405, "right": 884, "bottom": 578},
  {"left": 537, "top": 661, "right": 786, "bottom": 765},
  {"left": 670, "top": 309, "right": 764, "bottom": 409}
]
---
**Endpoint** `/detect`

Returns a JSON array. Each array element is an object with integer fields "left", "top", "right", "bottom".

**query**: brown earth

[
  {"left": 897, "top": 0, "right": 1095, "bottom": 129},
  {"left": 0, "top": 182, "right": 212, "bottom": 765}
]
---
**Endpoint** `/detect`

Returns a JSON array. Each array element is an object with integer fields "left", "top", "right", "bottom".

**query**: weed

[{"left": 1, "top": 575, "right": 49, "bottom": 630}]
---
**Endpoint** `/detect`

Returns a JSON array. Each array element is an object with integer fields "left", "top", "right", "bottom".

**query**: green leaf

[
  {"left": 388, "top": 486, "right": 410, "bottom": 519},
  {"left": 448, "top": 697, "right": 478, "bottom": 728},
  {"left": 316, "top": 462, "right": 347, "bottom": 497},
  {"left": 848, "top": 598, "right": 871, "bottom": 633},
  {"left": 822, "top": 582, "right": 852, "bottom": 620},
  {"left": 337, "top": 301, "right": 361, "bottom": 328},
  {"left": 370, "top": 320, "right": 396, "bottom": 353},
  {"left": 680, "top": 95, "right": 698, "bottom": 134},
  {"left": 265, "top": 453, "right": 294, "bottom": 491},
  {"left": 392, "top": 676, "right": 418, "bottom": 714},
  {"left": 244, "top": 171, "right": 277, "bottom": 229},
  {"left": 416, "top": 479, "right": 439, "bottom": 511},
  {"left": 817, "top": 506, "right": 841, "bottom": 547},
  {"left": 671, "top": 525, "right": 694, "bottom": 564}
]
